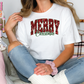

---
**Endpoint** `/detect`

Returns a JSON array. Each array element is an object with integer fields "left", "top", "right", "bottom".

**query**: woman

[{"left": 5, "top": 0, "right": 84, "bottom": 84}]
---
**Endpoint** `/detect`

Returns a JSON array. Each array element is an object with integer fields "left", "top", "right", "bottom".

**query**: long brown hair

[{"left": 20, "top": 0, "right": 79, "bottom": 25}]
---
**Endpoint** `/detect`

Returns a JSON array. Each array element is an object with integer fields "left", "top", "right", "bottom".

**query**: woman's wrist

[
  {"left": 45, "top": 60, "right": 58, "bottom": 75},
  {"left": 5, "top": 26, "right": 12, "bottom": 32}
]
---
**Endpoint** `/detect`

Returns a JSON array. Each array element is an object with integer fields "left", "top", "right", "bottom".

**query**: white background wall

[
  {"left": 0, "top": 0, "right": 22, "bottom": 21},
  {"left": 67, "top": 0, "right": 84, "bottom": 30},
  {"left": 67, "top": 0, "right": 84, "bottom": 19}
]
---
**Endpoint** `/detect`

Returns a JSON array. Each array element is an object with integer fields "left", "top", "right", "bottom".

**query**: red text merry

[{"left": 31, "top": 18, "right": 60, "bottom": 35}]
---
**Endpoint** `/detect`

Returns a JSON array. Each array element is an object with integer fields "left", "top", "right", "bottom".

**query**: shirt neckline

[{"left": 32, "top": 3, "right": 55, "bottom": 15}]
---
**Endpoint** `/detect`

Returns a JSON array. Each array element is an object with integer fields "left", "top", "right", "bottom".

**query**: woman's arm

[
  {"left": 53, "top": 43, "right": 74, "bottom": 68},
  {"left": 34, "top": 43, "right": 74, "bottom": 75},
  {"left": 5, "top": 12, "right": 22, "bottom": 43},
  {"left": 5, "top": 29, "right": 17, "bottom": 43}
]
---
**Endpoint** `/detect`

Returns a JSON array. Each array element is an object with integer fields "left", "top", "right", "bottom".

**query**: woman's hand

[
  {"left": 34, "top": 63, "right": 53, "bottom": 75},
  {"left": 5, "top": 12, "right": 22, "bottom": 31},
  {"left": 4, "top": 12, "right": 22, "bottom": 43}
]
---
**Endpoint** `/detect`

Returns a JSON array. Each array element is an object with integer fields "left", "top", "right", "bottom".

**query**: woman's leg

[
  {"left": 65, "top": 56, "right": 84, "bottom": 84},
  {"left": 8, "top": 41, "right": 37, "bottom": 78},
  {"left": 8, "top": 41, "right": 56, "bottom": 84},
  {"left": 16, "top": 70, "right": 31, "bottom": 83},
  {"left": 57, "top": 57, "right": 78, "bottom": 72},
  {"left": 53, "top": 56, "right": 84, "bottom": 84}
]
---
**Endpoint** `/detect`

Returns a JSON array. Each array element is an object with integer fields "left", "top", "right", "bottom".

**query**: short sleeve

[
  {"left": 16, "top": 21, "right": 29, "bottom": 48},
  {"left": 61, "top": 8, "right": 81, "bottom": 45}
]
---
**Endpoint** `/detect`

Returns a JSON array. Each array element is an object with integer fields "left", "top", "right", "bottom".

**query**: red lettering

[
  {"left": 54, "top": 20, "right": 60, "bottom": 34},
  {"left": 31, "top": 20, "right": 37, "bottom": 35},
  {"left": 38, "top": 19, "right": 42, "bottom": 32},
  {"left": 49, "top": 19, "right": 54, "bottom": 33},
  {"left": 43, "top": 19, "right": 48, "bottom": 32},
  {"left": 31, "top": 19, "right": 60, "bottom": 35}
]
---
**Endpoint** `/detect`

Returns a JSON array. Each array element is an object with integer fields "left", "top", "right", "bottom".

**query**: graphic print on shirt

[{"left": 31, "top": 18, "right": 60, "bottom": 36}]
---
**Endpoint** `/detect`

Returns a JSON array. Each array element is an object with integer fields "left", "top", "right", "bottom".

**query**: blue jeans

[{"left": 8, "top": 45, "right": 84, "bottom": 84}]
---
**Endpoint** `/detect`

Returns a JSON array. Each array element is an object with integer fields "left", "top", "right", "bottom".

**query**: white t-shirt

[{"left": 16, "top": 3, "right": 81, "bottom": 60}]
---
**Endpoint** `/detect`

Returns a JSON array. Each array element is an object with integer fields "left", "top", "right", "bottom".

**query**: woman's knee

[{"left": 8, "top": 41, "right": 22, "bottom": 53}]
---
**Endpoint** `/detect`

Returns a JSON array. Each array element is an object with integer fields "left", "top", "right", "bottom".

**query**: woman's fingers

[
  {"left": 34, "top": 63, "right": 44, "bottom": 71},
  {"left": 9, "top": 14, "right": 22, "bottom": 22},
  {"left": 5, "top": 12, "right": 23, "bottom": 31},
  {"left": 34, "top": 67, "right": 45, "bottom": 75},
  {"left": 34, "top": 63, "right": 53, "bottom": 75}
]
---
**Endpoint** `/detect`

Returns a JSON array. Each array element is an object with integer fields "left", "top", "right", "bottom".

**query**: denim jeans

[{"left": 8, "top": 45, "right": 84, "bottom": 84}]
